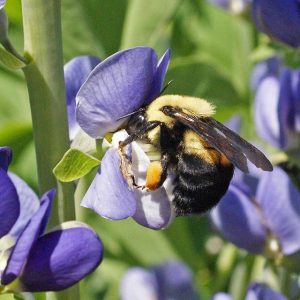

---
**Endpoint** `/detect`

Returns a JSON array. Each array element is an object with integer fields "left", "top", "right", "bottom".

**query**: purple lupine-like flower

[
  {"left": 251, "top": 56, "right": 281, "bottom": 91},
  {"left": 120, "top": 261, "right": 199, "bottom": 300},
  {"left": 1, "top": 189, "right": 103, "bottom": 292},
  {"left": 0, "top": 147, "right": 20, "bottom": 238},
  {"left": 209, "top": 0, "right": 251, "bottom": 14},
  {"left": 76, "top": 47, "right": 174, "bottom": 229},
  {"left": 76, "top": 47, "right": 170, "bottom": 139},
  {"left": 213, "top": 283, "right": 287, "bottom": 300},
  {"left": 0, "top": 148, "right": 103, "bottom": 292},
  {"left": 252, "top": 0, "right": 300, "bottom": 48},
  {"left": 211, "top": 164, "right": 300, "bottom": 259},
  {"left": 245, "top": 283, "right": 287, "bottom": 300},
  {"left": 0, "top": 0, "right": 5, "bottom": 10},
  {"left": 253, "top": 57, "right": 300, "bottom": 150},
  {"left": 64, "top": 55, "right": 101, "bottom": 140}
]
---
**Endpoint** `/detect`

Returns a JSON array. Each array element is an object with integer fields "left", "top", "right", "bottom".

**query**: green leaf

[
  {"left": 53, "top": 149, "right": 100, "bottom": 182},
  {"left": 166, "top": 59, "right": 248, "bottom": 121},
  {"left": 172, "top": 2, "right": 254, "bottom": 100},
  {"left": 0, "top": 295, "right": 15, "bottom": 300},
  {"left": 61, "top": 0, "right": 127, "bottom": 60},
  {"left": 0, "top": 46, "right": 26, "bottom": 69},
  {"left": 121, "top": 0, "right": 182, "bottom": 51}
]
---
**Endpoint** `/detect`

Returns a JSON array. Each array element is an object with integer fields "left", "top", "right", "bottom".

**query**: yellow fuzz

[
  {"left": 146, "top": 94, "right": 215, "bottom": 126},
  {"left": 183, "top": 130, "right": 221, "bottom": 165}
]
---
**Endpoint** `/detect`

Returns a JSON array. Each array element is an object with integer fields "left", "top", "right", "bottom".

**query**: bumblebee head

[{"left": 127, "top": 108, "right": 147, "bottom": 135}]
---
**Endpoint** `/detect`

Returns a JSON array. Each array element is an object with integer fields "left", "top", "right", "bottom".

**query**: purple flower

[
  {"left": 76, "top": 47, "right": 174, "bottom": 229},
  {"left": 209, "top": 0, "right": 251, "bottom": 14},
  {"left": 0, "top": 148, "right": 103, "bottom": 292},
  {"left": 0, "top": 147, "right": 20, "bottom": 239},
  {"left": 211, "top": 165, "right": 300, "bottom": 261},
  {"left": 0, "top": 0, "right": 5, "bottom": 10},
  {"left": 253, "top": 57, "right": 300, "bottom": 150},
  {"left": 1, "top": 190, "right": 103, "bottom": 292},
  {"left": 64, "top": 56, "right": 101, "bottom": 140},
  {"left": 213, "top": 283, "right": 287, "bottom": 300},
  {"left": 253, "top": 0, "right": 300, "bottom": 48},
  {"left": 120, "top": 261, "right": 199, "bottom": 300}
]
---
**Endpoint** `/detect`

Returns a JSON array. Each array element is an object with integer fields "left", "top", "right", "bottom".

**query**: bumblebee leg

[
  {"left": 144, "top": 153, "right": 170, "bottom": 190},
  {"left": 118, "top": 121, "right": 161, "bottom": 189},
  {"left": 119, "top": 121, "right": 161, "bottom": 148}
]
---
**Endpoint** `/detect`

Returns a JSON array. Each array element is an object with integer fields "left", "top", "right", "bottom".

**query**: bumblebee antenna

[
  {"left": 159, "top": 80, "right": 174, "bottom": 96},
  {"left": 116, "top": 108, "right": 145, "bottom": 121}
]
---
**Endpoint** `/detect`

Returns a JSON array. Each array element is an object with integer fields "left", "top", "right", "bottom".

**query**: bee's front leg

[
  {"left": 118, "top": 121, "right": 162, "bottom": 190},
  {"left": 118, "top": 143, "right": 141, "bottom": 189}
]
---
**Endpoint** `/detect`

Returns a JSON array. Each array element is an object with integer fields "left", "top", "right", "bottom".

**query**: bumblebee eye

[{"left": 127, "top": 110, "right": 147, "bottom": 134}]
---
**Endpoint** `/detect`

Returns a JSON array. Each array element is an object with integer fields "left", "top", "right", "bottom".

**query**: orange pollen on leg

[{"left": 145, "top": 161, "right": 163, "bottom": 190}]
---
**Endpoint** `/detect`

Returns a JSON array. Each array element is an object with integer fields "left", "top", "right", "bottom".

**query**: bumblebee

[{"left": 119, "top": 95, "right": 273, "bottom": 216}]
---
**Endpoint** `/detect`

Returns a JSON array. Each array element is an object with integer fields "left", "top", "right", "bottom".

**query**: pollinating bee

[{"left": 118, "top": 95, "right": 273, "bottom": 216}]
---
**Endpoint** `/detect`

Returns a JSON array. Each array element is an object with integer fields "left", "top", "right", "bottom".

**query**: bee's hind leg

[{"left": 144, "top": 153, "right": 170, "bottom": 191}]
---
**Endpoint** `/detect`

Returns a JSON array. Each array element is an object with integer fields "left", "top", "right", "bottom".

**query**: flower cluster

[
  {"left": 120, "top": 261, "right": 199, "bottom": 300},
  {"left": 211, "top": 118, "right": 300, "bottom": 269},
  {"left": 0, "top": 147, "right": 103, "bottom": 292},
  {"left": 252, "top": 0, "right": 300, "bottom": 48},
  {"left": 253, "top": 57, "right": 300, "bottom": 151},
  {"left": 213, "top": 283, "right": 287, "bottom": 300}
]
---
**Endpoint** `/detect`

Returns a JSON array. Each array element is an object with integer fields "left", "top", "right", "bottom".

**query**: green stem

[
  {"left": 21, "top": 1, "right": 79, "bottom": 299},
  {"left": 21, "top": 0, "right": 75, "bottom": 225}
]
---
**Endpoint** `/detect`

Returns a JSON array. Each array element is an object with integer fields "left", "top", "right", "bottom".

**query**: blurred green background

[{"left": 0, "top": 1, "right": 265, "bottom": 299}]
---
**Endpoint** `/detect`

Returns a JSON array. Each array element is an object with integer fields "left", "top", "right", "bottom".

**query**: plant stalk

[
  {"left": 21, "top": 0, "right": 75, "bottom": 225},
  {"left": 21, "top": 1, "right": 79, "bottom": 298}
]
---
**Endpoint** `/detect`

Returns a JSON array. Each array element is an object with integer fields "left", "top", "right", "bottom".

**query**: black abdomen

[{"left": 173, "top": 153, "right": 234, "bottom": 216}]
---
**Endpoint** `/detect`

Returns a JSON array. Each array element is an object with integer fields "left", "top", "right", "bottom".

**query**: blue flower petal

[
  {"left": 253, "top": 0, "right": 300, "bottom": 48},
  {"left": 64, "top": 56, "right": 101, "bottom": 140},
  {"left": 2, "top": 190, "right": 55, "bottom": 285},
  {"left": 256, "top": 167, "right": 300, "bottom": 255},
  {"left": 0, "top": 169, "right": 19, "bottom": 239},
  {"left": 0, "top": 146, "right": 12, "bottom": 171},
  {"left": 277, "top": 70, "right": 295, "bottom": 149},
  {"left": 19, "top": 222, "right": 103, "bottom": 292},
  {"left": 212, "top": 293, "right": 233, "bottom": 300},
  {"left": 133, "top": 188, "right": 174, "bottom": 230},
  {"left": 120, "top": 267, "right": 159, "bottom": 300},
  {"left": 290, "top": 70, "right": 300, "bottom": 132},
  {"left": 251, "top": 57, "right": 281, "bottom": 91},
  {"left": 145, "top": 48, "right": 171, "bottom": 105},
  {"left": 76, "top": 47, "right": 158, "bottom": 138},
  {"left": 225, "top": 115, "right": 241, "bottom": 133},
  {"left": 254, "top": 76, "right": 282, "bottom": 148},
  {"left": 208, "top": 0, "right": 230, "bottom": 9},
  {"left": 130, "top": 140, "right": 174, "bottom": 229},
  {"left": 8, "top": 173, "right": 40, "bottom": 238},
  {"left": 246, "top": 283, "right": 287, "bottom": 300},
  {"left": 152, "top": 261, "right": 199, "bottom": 300},
  {"left": 0, "top": 0, "right": 5, "bottom": 9},
  {"left": 211, "top": 184, "right": 267, "bottom": 254},
  {"left": 81, "top": 148, "right": 136, "bottom": 220}
]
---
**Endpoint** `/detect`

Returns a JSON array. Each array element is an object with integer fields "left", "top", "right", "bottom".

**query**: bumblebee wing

[
  {"left": 161, "top": 106, "right": 273, "bottom": 173},
  {"left": 204, "top": 117, "right": 273, "bottom": 171}
]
